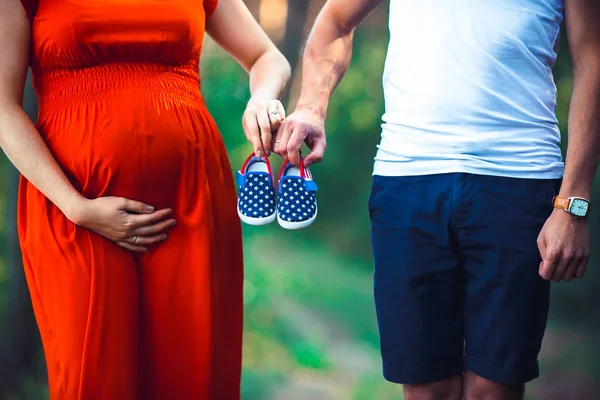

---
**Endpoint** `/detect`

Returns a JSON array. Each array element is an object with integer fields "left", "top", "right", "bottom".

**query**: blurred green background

[{"left": 1, "top": 1, "right": 599, "bottom": 399}]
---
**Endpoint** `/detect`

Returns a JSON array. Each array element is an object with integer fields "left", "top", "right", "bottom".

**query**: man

[{"left": 273, "top": 0, "right": 600, "bottom": 399}]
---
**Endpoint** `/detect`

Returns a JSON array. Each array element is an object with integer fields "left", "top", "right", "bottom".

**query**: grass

[{"left": 241, "top": 232, "right": 399, "bottom": 399}]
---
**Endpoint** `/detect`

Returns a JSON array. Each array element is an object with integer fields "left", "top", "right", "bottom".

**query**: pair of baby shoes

[{"left": 236, "top": 153, "right": 318, "bottom": 229}]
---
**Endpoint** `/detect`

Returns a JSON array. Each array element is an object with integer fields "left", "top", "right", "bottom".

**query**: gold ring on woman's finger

[
  {"left": 275, "top": 140, "right": 281, "bottom": 143},
  {"left": 133, "top": 236, "right": 138, "bottom": 244}
]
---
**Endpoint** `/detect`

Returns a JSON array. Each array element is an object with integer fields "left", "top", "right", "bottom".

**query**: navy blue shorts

[{"left": 369, "top": 173, "right": 561, "bottom": 386}]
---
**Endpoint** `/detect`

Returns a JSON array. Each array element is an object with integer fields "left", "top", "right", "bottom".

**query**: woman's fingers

[
  {"left": 117, "top": 233, "right": 169, "bottom": 252},
  {"left": 121, "top": 198, "right": 158, "bottom": 214},
  {"left": 130, "top": 218, "right": 177, "bottom": 236},
  {"left": 274, "top": 101, "right": 286, "bottom": 119},
  {"left": 126, "top": 208, "right": 174, "bottom": 228},
  {"left": 267, "top": 101, "right": 285, "bottom": 141},
  {"left": 117, "top": 241, "right": 147, "bottom": 252},
  {"left": 243, "top": 101, "right": 286, "bottom": 158},
  {"left": 256, "top": 102, "right": 273, "bottom": 156},
  {"left": 242, "top": 109, "right": 264, "bottom": 157},
  {"left": 130, "top": 233, "right": 168, "bottom": 246},
  {"left": 273, "top": 120, "right": 294, "bottom": 158}
]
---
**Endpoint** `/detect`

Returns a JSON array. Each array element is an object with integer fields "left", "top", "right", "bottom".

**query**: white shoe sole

[
  {"left": 277, "top": 209, "right": 318, "bottom": 230},
  {"left": 238, "top": 209, "right": 276, "bottom": 226}
]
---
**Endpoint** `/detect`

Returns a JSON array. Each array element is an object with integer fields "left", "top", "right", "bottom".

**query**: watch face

[{"left": 570, "top": 198, "right": 589, "bottom": 217}]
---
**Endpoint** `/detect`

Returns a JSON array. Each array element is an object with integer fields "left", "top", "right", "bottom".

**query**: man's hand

[
  {"left": 271, "top": 0, "right": 383, "bottom": 168},
  {"left": 272, "top": 109, "right": 326, "bottom": 167},
  {"left": 537, "top": 209, "right": 590, "bottom": 282}
]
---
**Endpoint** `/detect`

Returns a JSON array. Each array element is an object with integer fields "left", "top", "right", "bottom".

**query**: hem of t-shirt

[{"left": 372, "top": 160, "right": 565, "bottom": 180}]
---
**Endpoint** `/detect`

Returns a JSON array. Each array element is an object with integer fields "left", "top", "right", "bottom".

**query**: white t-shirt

[{"left": 374, "top": 0, "right": 565, "bottom": 179}]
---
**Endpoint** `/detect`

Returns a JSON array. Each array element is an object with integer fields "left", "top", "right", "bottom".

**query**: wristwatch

[{"left": 552, "top": 196, "right": 591, "bottom": 218}]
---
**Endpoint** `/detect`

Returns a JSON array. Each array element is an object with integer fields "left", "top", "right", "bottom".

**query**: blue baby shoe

[
  {"left": 276, "top": 158, "right": 318, "bottom": 229},
  {"left": 237, "top": 153, "right": 277, "bottom": 225}
]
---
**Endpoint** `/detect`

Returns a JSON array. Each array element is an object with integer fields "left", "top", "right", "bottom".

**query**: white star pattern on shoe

[
  {"left": 277, "top": 177, "right": 317, "bottom": 223},
  {"left": 238, "top": 174, "right": 276, "bottom": 218}
]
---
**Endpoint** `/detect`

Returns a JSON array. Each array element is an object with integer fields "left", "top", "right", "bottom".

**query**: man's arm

[
  {"left": 274, "top": 0, "right": 383, "bottom": 166},
  {"left": 294, "top": 0, "right": 382, "bottom": 119},
  {"left": 537, "top": 0, "right": 600, "bottom": 282},
  {"left": 560, "top": 0, "right": 600, "bottom": 199}
]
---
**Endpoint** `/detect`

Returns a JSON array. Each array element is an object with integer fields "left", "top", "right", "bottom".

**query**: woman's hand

[
  {"left": 205, "top": 0, "right": 291, "bottom": 158},
  {"left": 68, "top": 197, "right": 176, "bottom": 252},
  {"left": 242, "top": 99, "right": 286, "bottom": 158}
]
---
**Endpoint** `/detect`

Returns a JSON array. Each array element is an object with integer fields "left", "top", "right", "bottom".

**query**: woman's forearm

[
  {"left": 247, "top": 51, "right": 291, "bottom": 106},
  {"left": 0, "top": 103, "right": 87, "bottom": 221}
]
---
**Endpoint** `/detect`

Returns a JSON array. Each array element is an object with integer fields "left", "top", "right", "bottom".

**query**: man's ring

[
  {"left": 275, "top": 140, "right": 281, "bottom": 143},
  {"left": 133, "top": 236, "right": 138, "bottom": 244},
  {"left": 269, "top": 110, "right": 279, "bottom": 116}
]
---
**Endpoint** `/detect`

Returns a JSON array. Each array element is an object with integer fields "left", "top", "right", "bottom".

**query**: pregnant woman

[{"left": 0, "top": 0, "right": 290, "bottom": 399}]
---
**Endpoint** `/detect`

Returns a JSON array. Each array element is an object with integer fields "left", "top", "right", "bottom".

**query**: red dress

[{"left": 17, "top": 1, "right": 244, "bottom": 399}]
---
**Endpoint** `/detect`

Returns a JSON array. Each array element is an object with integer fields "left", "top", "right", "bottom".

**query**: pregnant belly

[{"left": 37, "top": 98, "right": 215, "bottom": 209}]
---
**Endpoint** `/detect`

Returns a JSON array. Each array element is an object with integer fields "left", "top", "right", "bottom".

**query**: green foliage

[
  {"left": 239, "top": 234, "right": 397, "bottom": 398},
  {"left": 241, "top": 369, "right": 285, "bottom": 400}
]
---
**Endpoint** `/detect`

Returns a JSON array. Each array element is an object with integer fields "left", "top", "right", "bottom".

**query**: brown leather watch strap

[{"left": 552, "top": 195, "right": 570, "bottom": 210}]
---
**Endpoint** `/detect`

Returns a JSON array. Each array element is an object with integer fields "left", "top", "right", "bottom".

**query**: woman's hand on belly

[{"left": 69, "top": 196, "right": 176, "bottom": 252}]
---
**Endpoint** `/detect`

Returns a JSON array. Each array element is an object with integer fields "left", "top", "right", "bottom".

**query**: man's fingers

[
  {"left": 550, "top": 257, "right": 569, "bottom": 282},
  {"left": 552, "top": 249, "right": 589, "bottom": 282},
  {"left": 562, "top": 251, "right": 588, "bottom": 282},
  {"left": 537, "top": 233, "right": 550, "bottom": 279},
  {"left": 575, "top": 261, "right": 588, "bottom": 278},
  {"left": 539, "top": 251, "right": 558, "bottom": 280},
  {"left": 539, "top": 260, "right": 557, "bottom": 280},
  {"left": 243, "top": 112, "right": 264, "bottom": 157},
  {"left": 575, "top": 255, "right": 589, "bottom": 278},
  {"left": 304, "top": 138, "right": 326, "bottom": 167},
  {"left": 271, "top": 127, "right": 283, "bottom": 153},
  {"left": 536, "top": 232, "right": 546, "bottom": 256},
  {"left": 562, "top": 262, "right": 578, "bottom": 282},
  {"left": 274, "top": 121, "right": 293, "bottom": 157},
  {"left": 287, "top": 127, "right": 304, "bottom": 167}
]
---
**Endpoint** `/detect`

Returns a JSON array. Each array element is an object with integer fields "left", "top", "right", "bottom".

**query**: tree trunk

[
  {"left": 281, "top": 0, "right": 328, "bottom": 109},
  {"left": 244, "top": 0, "right": 262, "bottom": 16},
  {"left": 280, "top": 0, "right": 312, "bottom": 107}
]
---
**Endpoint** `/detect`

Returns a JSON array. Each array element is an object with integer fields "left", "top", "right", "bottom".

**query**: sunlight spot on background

[{"left": 259, "top": 0, "right": 288, "bottom": 42}]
